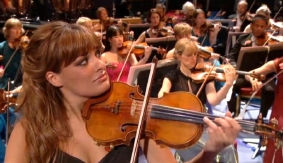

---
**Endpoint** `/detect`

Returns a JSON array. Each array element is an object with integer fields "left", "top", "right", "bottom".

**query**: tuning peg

[
  {"left": 110, "top": 144, "right": 114, "bottom": 149},
  {"left": 94, "top": 141, "right": 100, "bottom": 146},
  {"left": 270, "top": 118, "right": 279, "bottom": 128}
]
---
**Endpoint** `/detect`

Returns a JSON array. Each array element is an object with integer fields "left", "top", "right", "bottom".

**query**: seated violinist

[
  {"left": 244, "top": 5, "right": 273, "bottom": 33},
  {"left": 100, "top": 25, "right": 152, "bottom": 83},
  {"left": 228, "top": 0, "right": 250, "bottom": 32},
  {"left": 172, "top": 1, "right": 195, "bottom": 26},
  {"left": 76, "top": 17, "right": 105, "bottom": 53},
  {"left": 155, "top": 3, "right": 167, "bottom": 23},
  {"left": 227, "top": 15, "right": 275, "bottom": 117},
  {"left": 192, "top": 9, "right": 221, "bottom": 47},
  {"left": 93, "top": 7, "right": 127, "bottom": 34},
  {"left": 158, "top": 38, "right": 237, "bottom": 108},
  {"left": 136, "top": 9, "right": 173, "bottom": 43},
  {"left": 5, "top": 21, "right": 242, "bottom": 163},
  {"left": 244, "top": 57, "right": 283, "bottom": 163},
  {"left": 166, "top": 23, "right": 219, "bottom": 60}
]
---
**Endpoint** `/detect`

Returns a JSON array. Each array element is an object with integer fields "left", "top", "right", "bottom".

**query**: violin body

[
  {"left": 83, "top": 82, "right": 205, "bottom": 149},
  {"left": 0, "top": 89, "right": 17, "bottom": 113}
]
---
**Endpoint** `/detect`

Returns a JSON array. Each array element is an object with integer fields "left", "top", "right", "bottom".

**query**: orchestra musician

[
  {"left": 76, "top": 17, "right": 105, "bottom": 53},
  {"left": 165, "top": 23, "right": 218, "bottom": 60},
  {"left": 4, "top": 21, "right": 241, "bottom": 163},
  {"left": 0, "top": 18, "right": 25, "bottom": 162},
  {"left": 228, "top": 0, "right": 250, "bottom": 32},
  {"left": 172, "top": 1, "right": 196, "bottom": 26},
  {"left": 158, "top": 38, "right": 237, "bottom": 107},
  {"left": 155, "top": 3, "right": 167, "bottom": 23},
  {"left": 192, "top": 9, "right": 221, "bottom": 47},
  {"left": 100, "top": 25, "right": 152, "bottom": 83},
  {"left": 244, "top": 57, "right": 283, "bottom": 163},
  {"left": 244, "top": 5, "right": 273, "bottom": 33},
  {"left": 136, "top": 9, "right": 173, "bottom": 43},
  {"left": 227, "top": 15, "right": 275, "bottom": 117}
]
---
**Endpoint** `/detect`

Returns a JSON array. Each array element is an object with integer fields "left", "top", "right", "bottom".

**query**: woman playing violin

[
  {"left": 192, "top": 9, "right": 221, "bottom": 46},
  {"left": 93, "top": 7, "right": 113, "bottom": 32},
  {"left": 136, "top": 9, "right": 173, "bottom": 43},
  {"left": 245, "top": 57, "right": 283, "bottom": 163},
  {"left": 76, "top": 17, "right": 105, "bottom": 54},
  {"left": 158, "top": 38, "right": 237, "bottom": 106},
  {"left": 100, "top": 25, "right": 152, "bottom": 83},
  {"left": 0, "top": 18, "right": 25, "bottom": 91},
  {"left": 5, "top": 21, "right": 241, "bottom": 163}
]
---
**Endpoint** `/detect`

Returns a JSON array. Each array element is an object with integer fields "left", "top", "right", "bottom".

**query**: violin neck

[
  {"left": 134, "top": 45, "right": 158, "bottom": 51},
  {"left": 150, "top": 104, "right": 256, "bottom": 134},
  {"left": 215, "top": 68, "right": 250, "bottom": 76}
]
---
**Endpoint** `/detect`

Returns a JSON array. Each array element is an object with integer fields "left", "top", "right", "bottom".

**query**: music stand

[
  {"left": 265, "top": 42, "right": 283, "bottom": 61},
  {"left": 225, "top": 32, "right": 247, "bottom": 57},
  {"left": 236, "top": 46, "right": 269, "bottom": 71},
  {"left": 127, "top": 59, "right": 179, "bottom": 97}
]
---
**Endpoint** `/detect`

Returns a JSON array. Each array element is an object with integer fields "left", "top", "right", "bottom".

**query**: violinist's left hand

[
  {"left": 213, "top": 23, "right": 221, "bottom": 33},
  {"left": 210, "top": 53, "right": 220, "bottom": 60},
  {"left": 223, "top": 65, "right": 237, "bottom": 86},
  {"left": 203, "top": 115, "right": 241, "bottom": 153}
]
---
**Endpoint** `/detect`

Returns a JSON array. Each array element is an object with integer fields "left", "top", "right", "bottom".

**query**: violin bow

[
  {"left": 129, "top": 57, "right": 158, "bottom": 163},
  {"left": 196, "top": 58, "right": 218, "bottom": 97},
  {"left": 235, "top": 69, "right": 283, "bottom": 120},
  {"left": 273, "top": 6, "right": 282, "bottom": 20},
  {"left": 116, "top": 40, "right": 136, "bottom": 82}
]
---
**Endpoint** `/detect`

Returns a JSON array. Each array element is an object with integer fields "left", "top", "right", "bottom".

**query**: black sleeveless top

[
  {"left": 55, "top": 145, "right": 133, "bottom": 163},
  {"left": 165, "top": 69, "right": 213, "bottom": 105}
]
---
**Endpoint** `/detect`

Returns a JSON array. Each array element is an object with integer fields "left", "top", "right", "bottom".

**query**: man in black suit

[
  {"left": 228, "top": 0, "right": 250, "bottom": 32},
  {"left": 227, "top": 15, "right": 275, "bottom": 117}
]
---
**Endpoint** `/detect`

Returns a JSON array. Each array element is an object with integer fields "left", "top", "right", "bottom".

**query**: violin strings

[{"left": 92, "top": 102, "right": 257, "bottom": 132}]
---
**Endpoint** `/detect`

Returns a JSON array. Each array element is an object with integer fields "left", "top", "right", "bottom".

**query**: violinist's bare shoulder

[
  {"left": 166, "top": 48, "right": 175, "bottom": 59},
  {"left": 5, "top": 120, "right": 29, "bottom": 163}
]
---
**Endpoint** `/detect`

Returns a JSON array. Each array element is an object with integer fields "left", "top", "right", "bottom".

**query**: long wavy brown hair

[{"left": 18, "top": 21, "right": 100, "bottom": 162}]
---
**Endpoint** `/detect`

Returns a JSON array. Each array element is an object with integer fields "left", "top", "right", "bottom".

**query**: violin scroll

[{"left": 250, "top": 71, "right": 265, "bottom": 81}]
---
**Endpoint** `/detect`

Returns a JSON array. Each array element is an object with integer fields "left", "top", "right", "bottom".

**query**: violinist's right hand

[
  {"left": 279, "top": 63, "right": 283, "bottom": 69},
  {"left": 0, "top": 68, "right": 4, "bottom": 78},
  {"left": 249, "top": 78, "right": 262, "bottom": 91}
]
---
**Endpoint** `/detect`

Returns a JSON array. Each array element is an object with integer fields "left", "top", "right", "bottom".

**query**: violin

[
  {"left": 255, "top": 32, "right": 279, "bottom": 46},
  {"left": 11, "top": 35, "right": 29, "bottom": 49},
  {"left": 0, "top": 89, "right": 17, "bottom": 113},
  {"left": 191, "top": 62, "right": 265, "bottom": 83},
  {"left": 151, "top": 22, "right": 173, "bottom": 37},
  {"left": 82, "top": 82, "right": 283, "bottom": 150},
  {"left": 117, "top": 41, "right": 166, "bottom": 57}
]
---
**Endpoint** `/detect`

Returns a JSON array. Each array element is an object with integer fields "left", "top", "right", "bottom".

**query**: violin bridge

[{"left": 131, "top": 100, "right": 138, "bottom": 116}]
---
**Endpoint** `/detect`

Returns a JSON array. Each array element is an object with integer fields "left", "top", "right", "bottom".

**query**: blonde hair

[
  {"left": 256, "top": 5, "right": 271, "bottom": 19},
  {"left": 174, "top": 38, "right": 198, "bottom": 58},
  {"left": 2, "top": 18, "right": 24, "bottom": 38},
  {"left": 182, "top": 2, "right": 195, "bottom": 14},
  {"left": 174, "top": 23, "right": 192, "bottom": 38},
  {"left": 19, "top": 21, "right": 100, "bottom": 162},
  {"left": 76, "top": 17, "right": 92, "bottom": 26}
]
